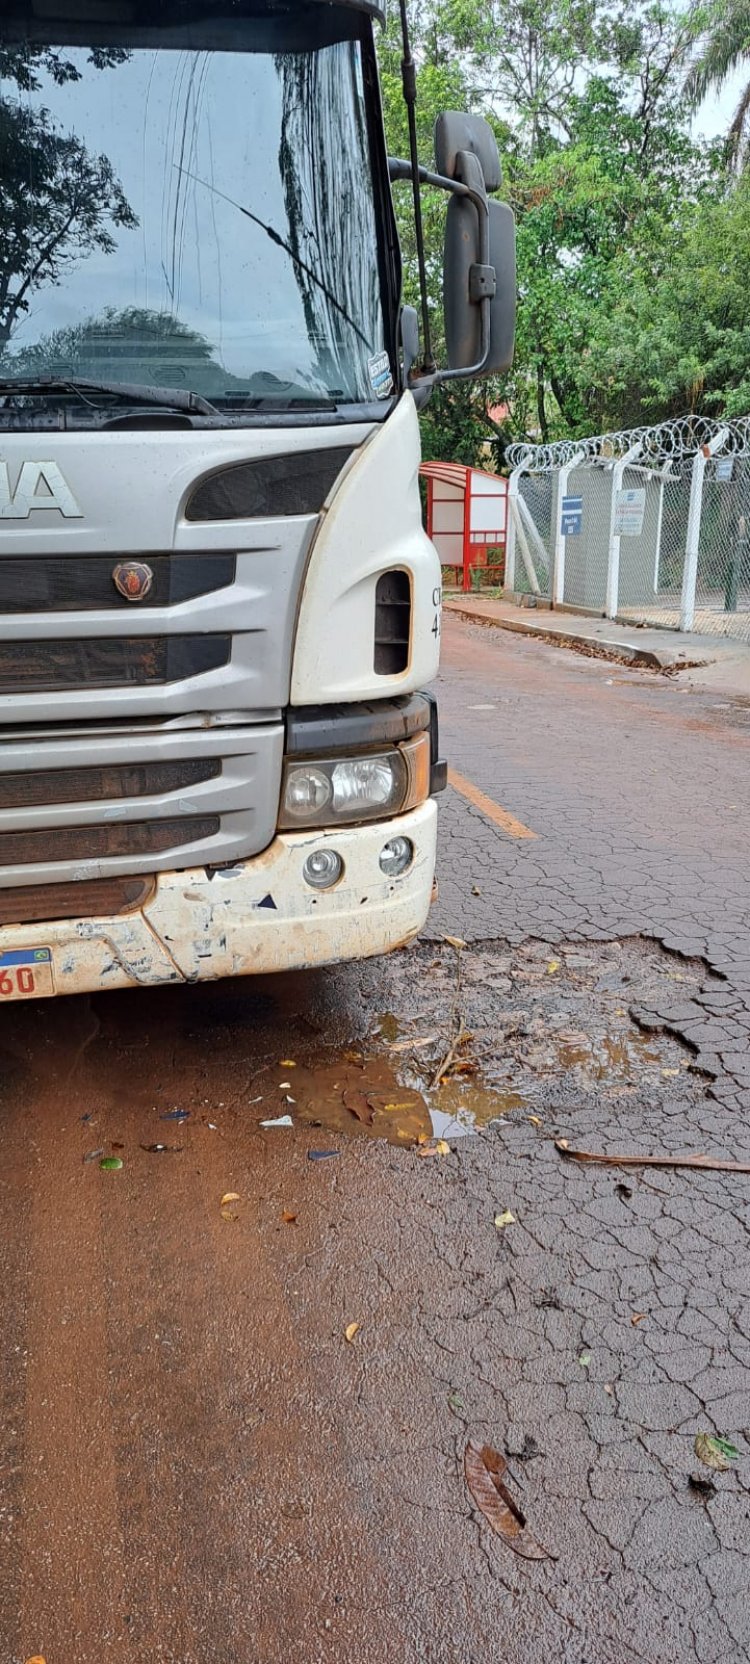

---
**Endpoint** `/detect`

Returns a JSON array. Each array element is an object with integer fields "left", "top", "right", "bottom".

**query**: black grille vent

[
  {"left": 186, "top": 447, "right": 353, "bottom": 521},
  {"left": 0, "top": 758, "right": 220, "bottom": 812},
  {"left": 0, "top": 817, "right": 219, "bottom": 867},
  {"left": 0, "top": 553, "right": 235, "bottom": 613},
  {"left": 0, "top": 636, "right": 230, "bottom": 693},
  {"left": 374, "top": 570, "right": 411, "bottom": 675}
]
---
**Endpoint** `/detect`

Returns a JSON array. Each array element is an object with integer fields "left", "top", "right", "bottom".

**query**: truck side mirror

[
  {"left": 438, "top": 112, "right": 515, "bottom": 379},
  {"left": 435, "top": 112, "right": 502, "bottom": 192},
  {"left": 444, "top": 194, "right": 516, "bottom": 375}
]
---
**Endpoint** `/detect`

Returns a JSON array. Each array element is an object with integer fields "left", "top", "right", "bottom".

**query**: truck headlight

[{"left": 280, "top": 732, "right": 430, "bottom": 829}]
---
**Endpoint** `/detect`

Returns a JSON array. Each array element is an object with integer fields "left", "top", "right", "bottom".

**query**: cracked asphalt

[{"left": 1, "top": 611, "right": 750, "bottom": 1663}]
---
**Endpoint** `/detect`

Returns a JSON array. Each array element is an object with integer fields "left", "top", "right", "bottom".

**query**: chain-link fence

[{"left": 506, "top": 416, "right": 750, "bottom": 641}]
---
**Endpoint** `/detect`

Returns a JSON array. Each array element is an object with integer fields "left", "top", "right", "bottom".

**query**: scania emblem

[{"left": 113, "top": 561, "right": 154, "bottom": 603}]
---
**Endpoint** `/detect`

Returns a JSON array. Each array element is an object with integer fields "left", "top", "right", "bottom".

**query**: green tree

[{"left": 685, "top": 0, "right": 750, "bottom": 165}]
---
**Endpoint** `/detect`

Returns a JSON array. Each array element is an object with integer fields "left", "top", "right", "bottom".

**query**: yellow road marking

[{"left": 447, "top": 768, "right": 537, "bottom": 840}]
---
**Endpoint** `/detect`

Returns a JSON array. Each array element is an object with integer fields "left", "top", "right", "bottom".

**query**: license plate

[{"left": 0, "top": 947, "right": 55, "bottom": 1000}]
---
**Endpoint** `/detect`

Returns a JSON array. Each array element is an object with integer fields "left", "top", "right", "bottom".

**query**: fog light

[
  {"left": 379, "top": 836, "right": 413, "bottom": 877},
  {"left": 303, "top": 848, "right": 343, "bottom": 890}
]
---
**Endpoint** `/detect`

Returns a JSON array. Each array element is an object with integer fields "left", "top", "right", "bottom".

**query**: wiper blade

[{"left": 0, "top": 376, "right": 218, "bottom": 416}]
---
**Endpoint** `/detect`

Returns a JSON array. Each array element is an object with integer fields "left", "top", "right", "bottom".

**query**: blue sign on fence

[{"left": 560, "top": 494, "right": 583, "bottom": 536}]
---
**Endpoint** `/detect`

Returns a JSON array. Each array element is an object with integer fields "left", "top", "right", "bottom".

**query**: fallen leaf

[
  {"left": 471, "top": 885, "right": 481, "bottom": 896},
  {"left": 220, "top": 1208, "right": 238, "bottom": 1222},
  {"left": 579, "top": 1351, "right": 591, "bottom": 1368},
  {"left": 24, "top": 1656, "right": 47, "bottom": 1663},
  {"left": 281, "top": 1210, "right": 298, "bottom": 1225},
  {"left": 83, "top": 1147, "right": 105, "bottom": 1164},
  {"left": 140, "top": 1143, "right": 182, "bottom": 1153},
  {"left": 342, "top": 1087, "right": 374, "bottom": 1126},
  {"left": 417, "top": 1138, "right": 451, "bottom": 1158},
  {"left": 557, "top": 1142, "right": 750, "bottom": 1174},
  {"left": 260, "top": 1115, "right": 293, "bottom": 1128},
  {"left": 448, "top": 1391, "right": 464, "bottom": 1412},
  {"left": 443, "top": 935, "right": 466, "bottom": 951},
  {"left": 111, "top": 1141, "right": 125, "bottom": 1151},
  {"left": 494, "top": 1209, "right": 516, "bottom": 1229},
  {"left": 631, "top": 1312, "right": 647, "bottom": 1327},
  {"left": 604, "top": 1384, "right": 614, "bottom": 1395},
  {"left": 99, "top": 1156, "right": 123, "bottom": 1171},
  {"left": 547, "top": 960, "right": 560, "bottom": 974},
  {"left": 345, "top": 1322, "right": 360, "bottom": 1343},
  {"left": 464, "top": 1440, "right": 555, "bottom": 1560},
  {"left": 694, "top": 1433, "right": 739, "bottom": 1472},
  {"left": 528, "top": 1115, "right": 542, "bottom": 1127},
  {"left": 220, "top": 1192, "right": 241, "bottom": 1206},
  {"left": 280, "top": 1060, "right": 297, "bottom": 1067}
]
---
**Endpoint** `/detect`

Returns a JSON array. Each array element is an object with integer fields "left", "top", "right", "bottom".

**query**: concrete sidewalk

[{"left": 445, "top": 594, "right": 750, "bottom": 695}]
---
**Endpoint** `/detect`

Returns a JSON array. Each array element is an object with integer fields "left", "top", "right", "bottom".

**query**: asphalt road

[{"left": 2, "top": 612, "right": 750, "bottom": 1664}]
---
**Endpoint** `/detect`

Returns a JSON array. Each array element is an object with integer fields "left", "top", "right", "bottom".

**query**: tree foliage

[{"left": 379, "top": 0, "right": 744, "bottom": 454}]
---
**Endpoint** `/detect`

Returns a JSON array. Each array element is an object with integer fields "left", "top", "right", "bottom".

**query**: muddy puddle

[{"left": 0, "top": 932, "right": 716, "bottom": 1155}]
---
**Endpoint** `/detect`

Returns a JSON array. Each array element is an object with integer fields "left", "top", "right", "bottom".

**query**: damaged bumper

[{"left": 0, "top": 801, "right": 437, "bottom": 999}]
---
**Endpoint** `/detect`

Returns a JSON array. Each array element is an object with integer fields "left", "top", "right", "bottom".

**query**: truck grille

[
  {"left": 0, "top": 635, "right": 230, "bottom": 692},
  {"left": 0, "top": 726, "right": 284, "bottom": 889},
  {"left": 0, "top": 553, "right": 236, "bottom": 612}
]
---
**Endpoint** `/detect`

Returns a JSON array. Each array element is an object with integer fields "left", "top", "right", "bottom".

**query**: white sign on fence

[{"left": 613, "top": 487, "right": 646, "bottom": 537}]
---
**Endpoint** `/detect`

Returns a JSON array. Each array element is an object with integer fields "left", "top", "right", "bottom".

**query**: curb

[{"left": 445, "top": 602, "right": 683, "bottom": 671}]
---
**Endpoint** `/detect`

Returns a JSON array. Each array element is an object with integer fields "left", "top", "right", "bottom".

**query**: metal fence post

[
  {"left": 606, "top": 442, "right": 643, "bottom": 618},
  {"left": 553, "top": 453, "right": 584, "bottom": 606},
  {"left": 505, "top": 463, "right": 524, "bottom": 592},
  {"left": 680, "top": 429, "right": 728, "bottom": 630}
]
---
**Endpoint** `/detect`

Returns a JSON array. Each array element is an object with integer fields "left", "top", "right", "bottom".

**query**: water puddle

[{"left": 255, "top": 1051, "right": 522, "bottom": 1148}]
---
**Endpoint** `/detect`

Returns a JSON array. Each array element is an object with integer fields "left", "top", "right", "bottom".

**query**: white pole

[
  {"left": 680, "top": 429, "right": 728, "bottom": 631},
  {"left": 606, "top": 441, "right": 643, "bottom": 619},
  {"left": 553, "top": 453, "right": 584, "bottom": 606},
  {"left": 505, "top": 463, "right": 524, "bottom": 592},
  {"left": 653, "top": 462, "right": 671, "bottom": 594}
]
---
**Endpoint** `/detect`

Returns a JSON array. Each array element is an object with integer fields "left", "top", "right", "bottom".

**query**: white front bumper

[{"left": 0, "top": 801, "right": 437, "bottom": 999}]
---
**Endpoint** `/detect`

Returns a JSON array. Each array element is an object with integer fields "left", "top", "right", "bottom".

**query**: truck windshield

[{"left": 0, "top": 19, "right": 393, "bottom": 418}]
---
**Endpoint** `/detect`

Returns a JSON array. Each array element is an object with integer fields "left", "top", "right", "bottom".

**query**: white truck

[{"left": 0, "top": 0, "right": 514, "bottom": 1001}]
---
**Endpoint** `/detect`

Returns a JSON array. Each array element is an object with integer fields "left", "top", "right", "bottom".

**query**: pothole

[{"left": 207, "top": 935, "right": 717, "bottom": 1148}]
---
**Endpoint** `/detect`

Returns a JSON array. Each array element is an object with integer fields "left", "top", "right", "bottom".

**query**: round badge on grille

[{"left": 113, "top": 561, "right": 154, "bottom": 603}]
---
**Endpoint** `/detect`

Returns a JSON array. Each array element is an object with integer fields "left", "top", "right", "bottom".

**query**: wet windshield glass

[{"left": 0, "top": 27, "right": 391, "bottom": 412}]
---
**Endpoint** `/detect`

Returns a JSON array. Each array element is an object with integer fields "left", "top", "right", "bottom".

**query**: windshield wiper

[
  {"left": 174, "top": 167, "right": 372, "bottom": 351},
  {"left": 0, "top": 376, "right": 219, "bottom": 416}
]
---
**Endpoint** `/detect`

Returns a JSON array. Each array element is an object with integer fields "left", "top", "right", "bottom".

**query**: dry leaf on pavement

[
  {"left": 443, "top": 935, "right": 466, "bottom": 951},
  {"left": 464, "top": 1440, "right": 555, "bottom": 1560},
  {"left": 345, "top": 1322, "right": 361, "bottom": 1343},
  {"left": 417, "top": 1138, "right": 451, "bottom": 1158},
  {"left": 494, "top": 1209, "right": 515, "bottom": 1229},
  {"left": 694, "top": 1433, "right": 739, "bottom": 1472},
  {"left": 343, "top": 1088, "right": 374, "bottom": 1126},
  {"left": 220, "top": 1192, "right": 240, "bottom": 1206},
  {"left": 281, "top": 1210, "right": 298, "bottom": 1224}
]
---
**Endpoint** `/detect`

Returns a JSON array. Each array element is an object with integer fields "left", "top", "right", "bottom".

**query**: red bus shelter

[{"left": 421, "top": 461, "right": 508, "bottom": 592}]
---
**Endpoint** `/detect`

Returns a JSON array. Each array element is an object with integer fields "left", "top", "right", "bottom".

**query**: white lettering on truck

[{"left": 0, "top": 460, "right": 83, "bottom": 519}]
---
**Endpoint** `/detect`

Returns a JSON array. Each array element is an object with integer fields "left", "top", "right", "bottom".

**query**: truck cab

[{"left": 0, "top": 0, "right": 512, "bottom": 1000}]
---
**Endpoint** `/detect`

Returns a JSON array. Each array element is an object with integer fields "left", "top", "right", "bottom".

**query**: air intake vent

[
  {"left": 374, "top": 570, "right": 411, "bottom": 675},
  {"left": 185, "top": 447, "right": 353, "bottom": 521},
  {"left": 0, "top": 817, "right": 219, "bottom": 867},
  {"left": 0, "top": 636, "right": 230, "bottom": 692}
]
